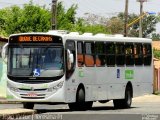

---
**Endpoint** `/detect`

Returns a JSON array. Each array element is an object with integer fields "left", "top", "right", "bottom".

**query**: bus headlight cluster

[
  {"left": 47, "top": 81, "right": 64, "bottom": 92},
  {"left": 7, "top": 83, "right": 19, "bottom": 92}
]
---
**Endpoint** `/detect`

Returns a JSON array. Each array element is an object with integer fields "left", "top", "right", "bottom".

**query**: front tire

[
  {"left": 113, "top": 87, "right": 132, "bottom": 109},
  {"left": 68, "top": 88, "right": 87, "bottom": 110},
  {"left": 85, "top": 101, "right": 93, "bottom": 110},
  {"left": 23, "top": 102, "right": 34, "bottom": 109}
]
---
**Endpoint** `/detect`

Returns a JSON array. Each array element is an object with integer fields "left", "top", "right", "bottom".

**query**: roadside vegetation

[{"left": 154, "top": 49, "right": 160, "bottom": 59}]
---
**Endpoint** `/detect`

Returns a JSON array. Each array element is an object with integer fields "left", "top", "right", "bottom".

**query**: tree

[
  {"left": 152, "top": 33, "right": 160, "bottom": 41},
  {"left": 19, "top": 1, "right": 51, "bottom": 33},
  {"left": 57, "top": 2, "right": 77, "bottom": 30},
  {"left": 106, "top": 17, "right": 124, "bottom": 34},
  {"left": 117, "top": 12, "right": 159, "bottom": 37},
  {"left": 0, "top": 1, "right": 51, "bottom": 36},
  {"left": 0, "top": 1, "right": 110, "bottom": 36},
  {"left": 76, "top": 13, "right": 110, "bottom": 34}
]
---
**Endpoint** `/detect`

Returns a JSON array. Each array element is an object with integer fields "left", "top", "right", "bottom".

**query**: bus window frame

[
  {"left": 143, "top": 43, "right": 152, "bottom": 66},
  {"left": 77, "top": 41, "right": 84, "bottom": 67},
  {"left": 95, "top": 41, "right": 106, "bottom": 67},
  {"left": 84, "top": 42, "right": 95, "bottom": 67},
  {"left": 134, "top": 43, "right": 143, "bottom": 66},
  {"left": 125, "top": 43, "right": 134, "bottom": 66},
  {"left": 115, "top": 42, "right": 125, "bottom": 66},
  {"left": 106, "top": 42, "right": 116, "bottom": 67}
]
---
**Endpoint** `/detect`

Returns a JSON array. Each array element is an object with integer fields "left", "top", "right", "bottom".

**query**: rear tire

[
  {"left": 113, "top": 87, "right": 132, "bottom": 109},
  {"left": 23, "top": 102, "right": 34, "bottom": 109}
]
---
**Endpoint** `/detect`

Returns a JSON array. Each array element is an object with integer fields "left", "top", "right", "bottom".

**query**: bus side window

[
  {"left": 84, "top": 42, "right": 95, "bottom": 67},
  {"left": 106, "top": 42, "right": 115, "bottom": 67},
  {"left": 134, "top": 43, "right": 143, "bottom": 65},
  {"left": 116, "top": 42, "right": 125, "bottom": 66},
  {"left": 95, "top": 42, "right": 105, "bottom": 67},
  {"left": 77, "top": 41, "right": 84, "bottom": 67},
  {"left": 125, "top": 43, "right": 134, "bottom": 66},
  {"left": 143, "top": 44, "right": 152, "bottom": 65}
]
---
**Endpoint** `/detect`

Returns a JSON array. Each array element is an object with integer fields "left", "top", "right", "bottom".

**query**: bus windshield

[{"left": 8, "top": 46, "right": 64, "bottom": 78}]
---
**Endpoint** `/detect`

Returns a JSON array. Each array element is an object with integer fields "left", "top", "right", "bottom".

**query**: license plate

[{"left": 27, "top": 92, "right": 37, "bottom": 97}]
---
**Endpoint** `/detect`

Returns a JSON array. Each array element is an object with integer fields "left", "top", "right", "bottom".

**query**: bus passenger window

[
  {"left": 116, "top": 43, "right": 125, "bottom": 66},
  {"left": 143, "top": 44, "right": 152, "bottom": 65},
  {"left": 106, "top": 42, "right": 115, "bottom": 66},
  {"left": 84, "top": 42, "right": 95, "bottom": 67},
  {"left": 77, "top": 42, "right": 84, "bottom": 67},
  {"left": 95, "top": 42, "right": 105, "bottom": 67},
  {"left": 134, "top": 43, "right": 143, "bottom": 65},
  {"left": 125, "top": 43, "right": 134, "bottom": 66}
]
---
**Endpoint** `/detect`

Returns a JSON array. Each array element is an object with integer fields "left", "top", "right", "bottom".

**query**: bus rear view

[{"left": 7, "top": 34, "right": 65, "bottom": 109}]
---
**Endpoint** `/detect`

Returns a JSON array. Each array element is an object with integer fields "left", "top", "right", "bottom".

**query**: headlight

[
  {"left": 7, "top": 83, "right": 19, "bottom": 92},
  {"left": 47, "top": 81, "right": 64, "bottom": 92}
]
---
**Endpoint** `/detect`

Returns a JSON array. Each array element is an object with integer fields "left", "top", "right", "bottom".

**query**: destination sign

[
  {"left": 9, "top": 34, "right": 63, "bottom": 44},
  {"left": 18, "top": 36, "right": 53, "bottom": 42}
]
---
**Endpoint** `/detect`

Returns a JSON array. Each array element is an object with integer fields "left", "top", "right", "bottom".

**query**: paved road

[{"left": 0, "top": 95, "right": 160, "bottom": 120}]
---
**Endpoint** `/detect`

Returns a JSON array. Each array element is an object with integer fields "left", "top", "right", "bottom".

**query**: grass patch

[{"left": 154, "top": 91, "right": 160, "bottom": 95}]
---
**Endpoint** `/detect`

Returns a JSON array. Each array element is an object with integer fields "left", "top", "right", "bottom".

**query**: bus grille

[
  {"left": 19, "top": 88, "right": 47, "bottom": 91},
  {"left": 21, "top": 97, "right": 45, "bottom": 99},
  {"left": 18, "top": 88, "right": 47, "bottom": 99}
]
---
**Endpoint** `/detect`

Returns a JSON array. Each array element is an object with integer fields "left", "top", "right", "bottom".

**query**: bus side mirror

[
  {"left": 1, "top": 43, "right": 8, "bottom": 64},
  {"left": 67, "top": 49, "right": 74, "bottom": 70}
]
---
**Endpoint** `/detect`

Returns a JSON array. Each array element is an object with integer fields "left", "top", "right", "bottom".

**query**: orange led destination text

[
  {"left": 19, "top": 36, "right": 53, "bottom": 42},
  {"left": 19, "top": 36, "right": 32, "bottom": 42}
]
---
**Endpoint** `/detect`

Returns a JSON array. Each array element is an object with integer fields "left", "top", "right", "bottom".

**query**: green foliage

[
  {"left": 117, "top": 12, "right": 158, "bottom": 37},
  {"left": 0, "top": 1, "right": 109, "bottom": 36},
  {"left": 20, "top": 2, "right": 51, "bottom": 32},
  {"left": 0, "top": 1, "right": 51, "bottom": 36},
  {"left": 74, "top": 13, "right": 110, "bottom": 34},
  {"left": 79, "top": 24, "right": 108, "bottom": 35},
  {"left": 106, "top": 17, "right": 124, "bottom": 34},
  {"left": 152, "top": 33, "right": 160, "bottom": 41},
  {"left": 142, "top": 15, "right": 158, "bottom": 38},
  {"left": 0, "top": 1, "right": 157, "bottom": 37},
  {"left": 153, "top": 49, "right": 160, "bottom": 59},
  {"left": 57, "top": 2, "right": 77, "bottom": 30},
  {"left": 57, "top": 2, "right": 109, "bottom": 34}
]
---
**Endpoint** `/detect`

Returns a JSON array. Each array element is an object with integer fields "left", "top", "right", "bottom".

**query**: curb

[
  {"left": 0, "top": 108, "right": 36, "bottom": 120},
  {"left": 0, "top": 98, "right": 21, "bottom": 104}
]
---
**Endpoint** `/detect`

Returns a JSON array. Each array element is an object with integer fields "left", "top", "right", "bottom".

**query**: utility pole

[
  {"left": 124, "top": 0, "right": 129, "bottom": 37},
  {"left": 137, "top": 0, "right": 147, "bottom": 38},
  {"left": 139, "top": 1, "right": 143, "bottom": 38},
  {"left": 51, "top": 0, "right": 57, "bottom": 30}
]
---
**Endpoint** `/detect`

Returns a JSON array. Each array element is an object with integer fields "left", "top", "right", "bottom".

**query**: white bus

[{"left": 2, "top": 30, "right": 153, "bottom": 110}]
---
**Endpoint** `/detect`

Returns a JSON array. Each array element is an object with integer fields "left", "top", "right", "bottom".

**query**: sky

[{"left": 0, "top": 0, "right": 160, "bottom": 33}]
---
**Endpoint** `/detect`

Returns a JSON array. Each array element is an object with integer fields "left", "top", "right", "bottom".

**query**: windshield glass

[{"left": 8, "top": 46, "right": 64, "bottom": 78}]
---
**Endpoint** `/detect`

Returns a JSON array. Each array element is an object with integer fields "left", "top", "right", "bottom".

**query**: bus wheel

[
  {"left": 23, "top": 102, "right": 34, "bottom": 109},
  {"left": 85, "top": 101, "right": 93, "bottom": 110},
  {"left": 113, "top": 87, "right": 132, "bottom": 109},
  {"left": 68, "top": 88, "right": 85, "bottom": 110}
]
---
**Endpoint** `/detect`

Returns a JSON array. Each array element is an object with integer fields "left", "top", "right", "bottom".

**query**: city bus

[{"left": 2, "top": 30, "right": 153, "bottom": 110}]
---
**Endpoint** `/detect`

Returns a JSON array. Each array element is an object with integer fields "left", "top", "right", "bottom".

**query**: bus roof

[{"left": 9, "top": 30, "right": 152, "bottom": 43}]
